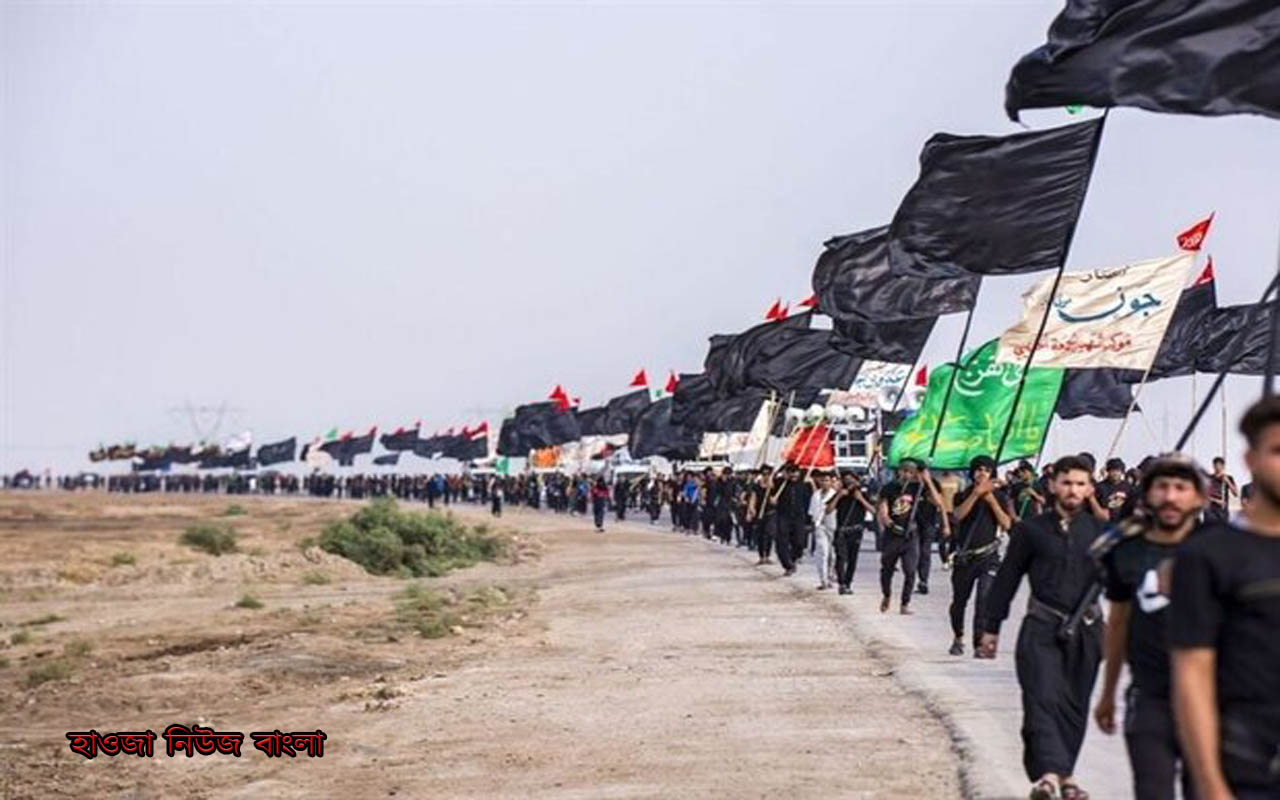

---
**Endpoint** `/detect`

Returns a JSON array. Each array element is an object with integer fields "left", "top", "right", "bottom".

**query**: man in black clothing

[
  {"left": 1171, "top": 398, "right": 1280, "bottom": 800},
  {"left": 1094, "top": 455, "right": 1205, "bottom": 800},
  {"left": 614, "top": 478, "right": 630, "bottom": 522},
  {"left": 833, "top": 470, "right": 876, "bottom": 595},
  {"left": 769, "top": 464, "right": 808, "bottom": 576},
  {"left": 948, "top": 455, "right": 1012, "bottom": 658},
  {"left": 877, "top": 459, "right": 948, "bottom": 614},
  {"left": 979, "top": 455, "right": 1105, "bottom": 800},
  {"left": 1204, "top": 456, "right": 1238, "bottom": 523},
  {"left": 1092, "top": 457, "right": 1137, "bottom": 524}
]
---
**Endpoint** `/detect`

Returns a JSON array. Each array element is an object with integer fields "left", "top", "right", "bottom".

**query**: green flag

[
  {"left": 888, "top": 339, "right": 1063, "bottom": 469},
  {"left": 323, "top": 427, "right": 339, "bottom": 441},
  {"left": 495, "top": 456, "right": 510, "bottom": 476}
]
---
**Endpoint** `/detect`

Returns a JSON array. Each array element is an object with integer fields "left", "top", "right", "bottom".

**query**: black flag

[
  {"left": 373, "top": 453, "right": 400, "bottom": 466},
  {"left": 496, "top": 402, "right": 581, "bottom": 454},
  {"left": 1197, "top": 301, "right": 1275, "bottom": 375},
  {"left": 627, "top": 397, "right": 700, "bottom": 461},
  {"left": 706, "top": 314, "right": 813, "bottom": 395},
  {"left": 671, "top": 373, "right": 719, "bottom": 430},
  {"left": 743, "top": 330, "right": 862, "bottom": 400},
  {"left": 600, "top": 389, "right": 652, "bottom": 435},
  {"left": 814, "top": 225, "right": 979, "bottom": 322},
  {"left": 576, "top": 406, "right": 607, "bottom": 437},
  {"left": 1006, "top": 0, "right": 1280, "bottom": 121},
  {"left": 889, "top": 118, "right": 1105, "bottom": 279},
  {"left": 256, "top": 437, "right": 297, "bottom": 467},
  {"left": 379, "top": 427, "right": 421, "bottom": 452},
  {"left": 832, "top": 315, "right": 937, "bottom": 365},
  {"left": 1056, "top": 369, "right": 1137, "bottom": 420},
  {"left": 702, "top": 391, "right": 770, "bottom": 433}
]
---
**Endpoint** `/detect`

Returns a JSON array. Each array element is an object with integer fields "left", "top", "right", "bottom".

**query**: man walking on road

[
  {"left": 808, "top": 471, "right": 839, "bottom": 590},
  {"left": 1093, "top": 455, "right": 1205, "bottom": 800},
  {"left": 979, "top": 455, "right": 1105, "bottom": 800},
  {"left": 1171, "top": 398, "right": 1280, "bottom": 800},
  {"left": 834, "top": 470, "right": 876, "bottom": 595},
  {"left": 878, "top": 459, "right": 948, "bottom": 615},
  {"left": 947, "top": 455, "right": 1012, "bottom": 657}
]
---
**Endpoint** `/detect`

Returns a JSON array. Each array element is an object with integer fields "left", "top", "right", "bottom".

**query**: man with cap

[
  {"left": 877, "top": 458, "right": 949, "bottom": 614},
  {"left": 948, "top": 455, "right": 1013, "bottom": 657},
  {"left": 979, "top": 455, "right": 1105, "bottom": 800},
  {"left": 833, "top": 470, "right": 877, "bottom": 595},
  {"left": 1093, "top": 454, "right": 1206, "bottom": 800},
  {"left": 1092, "top": 457, "right": 1137, "bottom": 524}
]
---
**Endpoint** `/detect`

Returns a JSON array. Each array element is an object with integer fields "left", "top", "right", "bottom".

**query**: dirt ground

[{"left": 0, "top": 493, "right": 959, "bottom": 799}]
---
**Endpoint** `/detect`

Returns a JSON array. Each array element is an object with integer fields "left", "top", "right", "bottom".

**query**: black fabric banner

[
  {"left": 671, "top": 373, "right": 718, "bottom": 429},
  {"left": 373, "top": 453, "right": 400, "bottom": 466},
  {"left": 256, "top": 437, "right": 296, "bottom": 467},
  {"left": 379, "top": 428, "right": 421, "bottom": 452},
  {"left": 702, "top": 390, "right": 770, "bottom": 434},
  {"left": 814, "top": 225, "right": 979, "bottom": 322},
  {"left": 601, "top": 389, "right": 652, "bottom": 436},
  {"left": 888, "top": 118, "right": 1104, "bottom": 279},
  {"left": 576, "top": 407, "right": 607, "bottom": 437},
  {"left": 1056, "top": 369, "right": 1137, "bottom": 420},
  {"left": 1197, "top": 301, "right": 1275, "bottom": 375},
  {"left": 496, "top": 419, "right": 522, "bottom": 457},
  {"left": 743, "top": 329, "right": 862, "bottom": 400},
  {"left": 832, "top": 315, "right": 937, "bottom": 365},
  {"left": 497, "top": 402, "right": 581, "bottom": 455},
  {"left": 706, "top": 314, "right": 813, "bottom": 395},
  {"left": 627, "top": 397, "right": 700, "bottom": 461},
  {"left": 1006, "top": 0, "right": 1280, "bottom": 121}
]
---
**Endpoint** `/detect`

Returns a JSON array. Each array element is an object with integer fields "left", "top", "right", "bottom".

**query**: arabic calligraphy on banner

[
  {"left": 996, "top": 253, "right": 1193, "bottom": 370},
  {"left": 835, "top": 361, "right": 913, "bottom": 409}
]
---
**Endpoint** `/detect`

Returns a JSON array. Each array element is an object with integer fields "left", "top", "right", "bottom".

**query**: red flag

[
  {"left": 1193, "top": 257, "right": 1215, "bottom": 286},
  {"left": 783, "top": 423, "right": 835, "bottom": 469},
  {"left": 798, "top": 294, "right": 819, "bottom": 309},
  {"left": 914, "top": 366, "right": 929, "bottom": 387},
  {"left": 765, "top": 299, "right": 783, "bottom": 321},
  {"left": 471, "top": 421, "right": 489, "bottom": 436},
  {"left": 775, "top": 302, "right": 790, "bottom": 321},
  {"left": 549, "top": 384, "right": 567, "bottom": 401},
  {"left": 629, "top": 369, "right": 649, "bottom": 388},
  {"left": 1177, "top": 213, "right": 1214, "bottom": 252},
  {"left": 665, "top": 372, "right": 679, "bottom": 393},
  {"left": 554, "top": 395, "right": 570, "bottom": 412}
]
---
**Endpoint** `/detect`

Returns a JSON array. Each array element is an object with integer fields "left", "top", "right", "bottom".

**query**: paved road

[{"left": 608, "top": 513, "right": 1133, "bottom": 800}]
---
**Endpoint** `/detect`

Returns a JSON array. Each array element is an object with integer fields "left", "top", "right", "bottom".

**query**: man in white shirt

[{"left": 809, "top": 472, "right": 840, "bottom": 590}]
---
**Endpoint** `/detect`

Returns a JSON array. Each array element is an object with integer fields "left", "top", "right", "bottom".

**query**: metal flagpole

[
  {"left": 1221, "top": 378, "right": 1229, "bottom": 461},
  {"left": 1104, "top": 359, "right": 1156, "bottom": 462},
  {"left": 1177, "top": 271, "right": 1280, "bottom": 450},
  {"left": 995, "top": 109, "right": 1110, "bottom": 464},
  {"left": 1190, "top": 372, "right": 1199, "bottom": 459}
]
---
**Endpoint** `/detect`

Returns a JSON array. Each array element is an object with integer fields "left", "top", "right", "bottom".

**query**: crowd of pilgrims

[{"left": 13, "top": 398, "right": 1280, "bottom": 800}]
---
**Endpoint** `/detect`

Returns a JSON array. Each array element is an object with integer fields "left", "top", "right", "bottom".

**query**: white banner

[
  {"left": 832, "top": 361, "right": 913, "bottom": 409},
  {"left": 997, "top": 253, "right": 1194, "bottom": 370}
]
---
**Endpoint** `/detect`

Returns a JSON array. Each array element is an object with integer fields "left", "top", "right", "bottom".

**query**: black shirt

[
  {"left": 835, "top": 487, "right": 869, "bottom": 529},
  {"left": 1102, "top": 531, "right": 1196, "bottom": 698},
  {"left": 881, "top": 481, "right": 923, "bottom": 537},
  {"left": 954, "top": 486, "right": 1010, "bottom": 552},
  {"left": 1169, "top": 521, "right": 1280, "bottom": 720},
  {"left": 774, "top": 479, "right": 809, "bottom": 521},
  {"left": 982, "top": 509, "right": 1104, "bottom": 636},
  {"left": 1096, "top": 479, "right": 1137, "bottom": 523}
]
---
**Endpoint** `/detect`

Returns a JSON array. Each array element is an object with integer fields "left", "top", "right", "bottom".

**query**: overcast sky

[{"left": 3, "top": 0, "right": 1278, "bottom": 474}]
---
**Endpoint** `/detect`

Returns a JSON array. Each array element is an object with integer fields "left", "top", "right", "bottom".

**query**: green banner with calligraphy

[{"left": 888, "top": 339, "right": 1064, "bottom": 469}]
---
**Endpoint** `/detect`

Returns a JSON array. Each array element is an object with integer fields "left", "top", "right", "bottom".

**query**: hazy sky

[{"left": 3, "top": 1, "right": 1278, "bottom": 474}]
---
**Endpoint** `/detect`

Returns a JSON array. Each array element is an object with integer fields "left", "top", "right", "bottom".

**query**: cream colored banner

[{"left": 997, "top": 253, "right": 1194, "bottom": 370}]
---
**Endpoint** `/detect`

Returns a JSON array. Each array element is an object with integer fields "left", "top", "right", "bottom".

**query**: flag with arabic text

[
  {"left": 889, "top": 339, "right": 1064, "bottom": 468},
  {"left": 996, "top": 253, "right": 1193, "bottom": 370}
]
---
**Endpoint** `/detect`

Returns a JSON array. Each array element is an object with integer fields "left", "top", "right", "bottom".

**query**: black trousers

[
  {"left": 1125, "top": 686, "right": 1196, "bottom": 800},
  {"left": 1014, "top": 616, "right": 1103, "bottom": 780},
  {"left": 949, "top": 553, "right": 1000, "bottom": 645},
  {"left": 917, "top": 524, "right": 935, "bottom": 589},
  {"left": 834, "top": 526, "right": 864, "bottom": 589},
  {"left": 774, "top": 516, "right": 798, "bottom": 571},
  {"left": 648, "top": 500, "right": 661, "bottom": 523},
  {"left": 793, "top": 521, "right": 809, "bottom": 563},
  {"left": 592, "top": 499, "right": 607, "bottom": 530},
  {"left": 756, "top": 514, "right": 774, "bottom": 560},
  {"left": 879, "top": 533, "right": 919, "bottom": 604}
]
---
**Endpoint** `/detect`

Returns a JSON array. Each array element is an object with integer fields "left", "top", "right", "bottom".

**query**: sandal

[
  {"left": 1029, "top": 777, "right": 1060, "bottom": 800},
  {"left": 1060, "top": 783, "right": 1088, "bottom": 800}
]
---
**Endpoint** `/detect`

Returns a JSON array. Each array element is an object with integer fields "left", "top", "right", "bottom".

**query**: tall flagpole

[
  {"left": 1266, "top": 230, "right": 1280, "bottom": 398},
  {"left": 1190, "top": 372, "right": 1199, "bottom": 459},
  {"left": 995, "top": 109, "right": 1110, "bottom": 464}
]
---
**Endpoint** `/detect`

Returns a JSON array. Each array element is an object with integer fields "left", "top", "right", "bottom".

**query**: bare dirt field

[{"left": 0, "top": 493, "right": 958, "bottom": 799}]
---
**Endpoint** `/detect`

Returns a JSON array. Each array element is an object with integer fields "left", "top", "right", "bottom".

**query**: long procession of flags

[{"left": 92, "top": 1, "right": 1279, "bottom": 473}]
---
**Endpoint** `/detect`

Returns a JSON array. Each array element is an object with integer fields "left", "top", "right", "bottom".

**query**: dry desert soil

[{"left": 0, "top": 493, "right": 959, "bottom": 799}]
